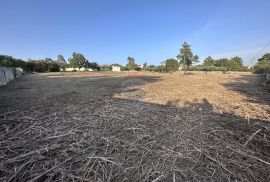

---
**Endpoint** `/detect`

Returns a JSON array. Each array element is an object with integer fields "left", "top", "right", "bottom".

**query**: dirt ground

[
  {"left": 116, "top": 72, "right": 270, "bottom": 121},
  {"left": 0, "top": 71, "right": 270, "bottom": 181}
]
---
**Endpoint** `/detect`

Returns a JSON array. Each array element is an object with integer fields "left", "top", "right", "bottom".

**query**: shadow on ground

[
  {"left": 0, "top": 73, "right": 270, "bottom": 181},
  {"left": 223, "top": 74, "right": 270, "bottom": 105}
]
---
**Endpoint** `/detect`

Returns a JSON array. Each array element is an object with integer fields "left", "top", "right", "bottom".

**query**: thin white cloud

[{"left": 190, "top": 21, "right": 270, "bottom": 66}]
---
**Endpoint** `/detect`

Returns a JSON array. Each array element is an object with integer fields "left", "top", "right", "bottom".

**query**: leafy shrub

[
  {"left": 186, "top": 66, "right": 227, "bottom": 72},
  {"left": 0, "top": 55, "right": 27, "bottom": 70},
  {"left": 120, "top": 66, "right": 129, "bottom": 71},
  {"left": 253, "top": 59, "right": 270, "bottom": 74},
  {"left": 165, "top": 59, "right": 179, "bottom": 71},
  {"left": 135, "top": 67, "right": 142, "bottom": 71}
]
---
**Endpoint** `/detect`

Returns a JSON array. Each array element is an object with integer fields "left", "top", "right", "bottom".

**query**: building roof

[{"left": 111, "top": 64, "right": 122, "bottom": 67}]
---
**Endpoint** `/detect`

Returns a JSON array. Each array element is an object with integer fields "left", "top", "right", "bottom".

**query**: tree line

[
  {"left": 138, "top": 42, "right": 268, "bottom": 73},
  {"left": 0, "top": 53, "right": 100, "bottom": 72},
  {"left": 128, "top": 42, "right": 249, "bottom": 72},
  {"left": 1, "top": 42, "right": 269, "bottom": 74}
]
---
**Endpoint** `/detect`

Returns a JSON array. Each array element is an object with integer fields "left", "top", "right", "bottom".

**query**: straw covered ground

[{"left": 0, "top": 71, "right": 269, "bottom": 182}]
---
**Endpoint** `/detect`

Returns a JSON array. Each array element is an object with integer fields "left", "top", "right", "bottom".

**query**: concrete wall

[
  {"left": 0, "top": 67, "right": 14, "bottom": 86},
  {"left": 266, "top": 74, "right": 270, "bottom": 81},
  {"left": 0, "top": 67, "right": 22, "bottom": 86},
  {"left": 112, "top": 66, "right": 121, "bottom": 72}
]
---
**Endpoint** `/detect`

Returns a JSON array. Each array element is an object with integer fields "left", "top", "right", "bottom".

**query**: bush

[
  {"left": 49, "top": 62, "right": 60, "bottom": 72},
  {"left": 146, "top": 65, "right": 163, "bottom": 72},
  {"left": 24, "top": 59, "right": 61, "bottom": 72},
  {"left": 253, "top": 59, "right": 270, "bottom": 74},
  {"left": 186, "top": 66, "right": 227, "bottom": 72},
  {"left": 120, "top": 66, "right": 129, "bottom": 71},
  {"left": 165, "top": 59, "right": 178, "bottom": 71},
  {"left": 87, "top": 62, "right": 100, "bottom": 71},
  {"left": 0, "top": 55, "right": 27, "bottom": 70},
  {"left": 135, "top": 67, "right": 142, "bottom": 71},
  {"left": 207, "top": 66, "right": 227, "bottom": 72},
  {"left": 202, "top": 56, "right": 249, "bottom": 72}
]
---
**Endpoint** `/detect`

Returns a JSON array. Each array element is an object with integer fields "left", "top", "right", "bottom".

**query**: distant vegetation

[
  {"left": 0, "top": 53, "right": 100, "bottom": 72},
  {"left": 0, "top": 55, "right": 27, "bottom": 70},
  {"left": 142, "top": 42, "right": 251, "bottom": 73},
  {"left": 165, "top": 59, "right": 179, "bottom": 71},
  {"left": 199, "top": 56, "right": 249, "bottom": 72},
  {"left": 26, "top": 58, "right": 60, "bottom": 72},
  {"left": 68, "top": 52, "right": 99, "bottom": 71},
  {"left": 0, "top": 42, "right": 269, "bottom": 74},
  {"left": 252, "top": 53, "right": 270, "bottom": 74}
]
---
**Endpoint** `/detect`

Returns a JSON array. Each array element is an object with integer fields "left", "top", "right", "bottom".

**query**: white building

[
  {"left": 65, "top": 67, "right": 93, "bottom": 72},
  {"left": 138, "top": 64, "right": 144, "bottom": 69},
  {"left": 112, "top": 65, "right": 121, "bottom": 72}
]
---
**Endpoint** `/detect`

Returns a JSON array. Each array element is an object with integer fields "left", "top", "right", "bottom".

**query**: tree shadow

[
  {"left": 183, "top": 72, "right": 194, "bottom": 75},
  {"left": 223, "top": 74, "right": 270, "bottom": 105},
  {"left": 0, "top": 73, "right": 270, "bottom": 181}
]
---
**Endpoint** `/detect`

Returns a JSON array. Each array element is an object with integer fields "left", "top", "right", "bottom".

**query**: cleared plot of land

[
  {"left": 116, "top": 72, "right": 270, "bottom": 121},
  {"left": 0, "top": 72, "right": 269, "bottom": 181}
]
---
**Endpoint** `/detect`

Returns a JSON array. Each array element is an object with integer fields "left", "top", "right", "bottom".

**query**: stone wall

[{"left": 0, "top": 67, "right": 22, "bottom": 86}]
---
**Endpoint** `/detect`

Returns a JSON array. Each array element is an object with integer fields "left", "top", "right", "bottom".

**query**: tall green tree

[
  {"left": 126, "top": 57, "right": 136, "bottom": 70},
  {"left": 177, "top": 42, "right": 199, "bottom": 69},
  {"left": 258, "top": 53, "right": 270, "bottom": 62},
  {"left": 69, "top": 52, "right": 87, "bottom": 71},
  {"left": 85, "top": 61, "right": 100, "bottom": 70},
  {"left": 57, "top": 54, "right": 66, "bottom": 71},
  {"left": 229, "top": 56, "right": 246, "bottom": 71},
  {"left": 231, "top": 56, "right": 243, "bottom": 65},
  {"left": 165, "top": 59, "right": 178, "bottom": 71}
]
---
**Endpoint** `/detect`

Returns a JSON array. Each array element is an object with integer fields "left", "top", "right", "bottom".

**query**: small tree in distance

[
  {"left": 57, "top": 55, "right": 66, "bottom": 71},
  {"left": 177, "top": 42, "right": 199, "bottom": 71},
  {"left": 165, "top": 59, "right": 178, "bottom": 71},
  {"left": 203, "top": 56, "right": 215, "bottom": 67},
  {"left": 85, "top": 61, "right": 100, "bottom": 71},
  {"left": 143, "top": 62, "right": 147, "bottom": 70},
  {"left": 126, "top": 57, "right": 136, "bottom": 70}
]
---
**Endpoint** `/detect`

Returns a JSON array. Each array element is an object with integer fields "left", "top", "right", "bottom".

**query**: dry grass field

[
  {"left": 116, "top": 72, "right": 270, "bottom": 121},
  {"left": 0, "top": 71, "right": 270, "bottom": 181}
]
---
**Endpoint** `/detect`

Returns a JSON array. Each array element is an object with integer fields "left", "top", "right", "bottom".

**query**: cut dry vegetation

[{"left": 0, "top": 71, "right": 270, "bottom": 182}]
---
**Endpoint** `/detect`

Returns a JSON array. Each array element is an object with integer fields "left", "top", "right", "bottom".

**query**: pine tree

[{"left": 177, "top": 42, "right": 199, "bottom": 70}]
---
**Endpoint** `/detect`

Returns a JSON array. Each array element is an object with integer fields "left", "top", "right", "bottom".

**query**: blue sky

[{"left": 0, "top": 0, "right": 270, "bottom": 66}]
